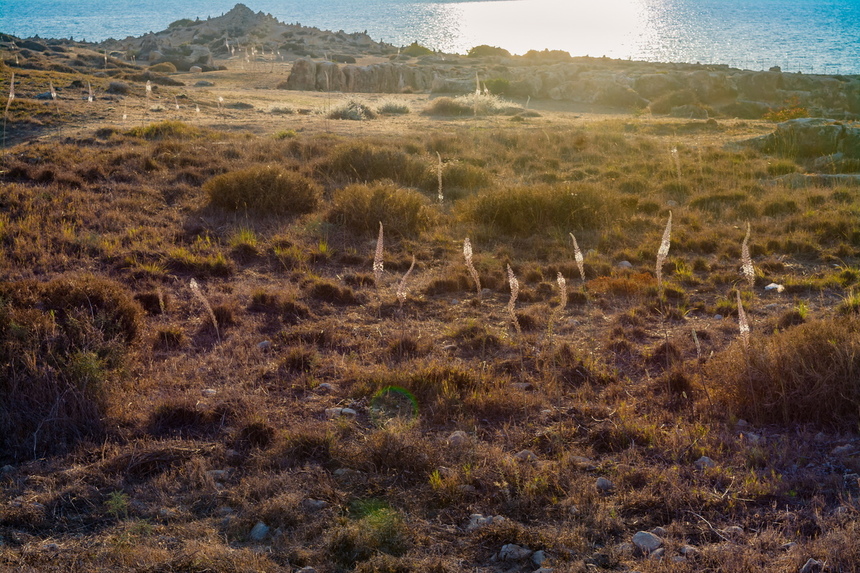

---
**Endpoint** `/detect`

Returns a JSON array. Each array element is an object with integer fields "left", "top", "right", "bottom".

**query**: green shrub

[
  {"left": 0, "top": 275, "right": 141, "bottom": 460},
  {"left": 377, "top": 99, "right": 410, "bottom": 115},
  {"left": 401, "top": 42, "right": 433, "bottom": 57},
  {"left": 127, "top": 120, "right": 202, "bottom": 140},
  {"left": 318, "top": 142, "right": 429, "bottom": 186},
  {"left": 467, "top": 45, "right": 511, "bottom": 58},
  {"left": 205, "top": 165, "right": 321, "bottom": 215},
  {"left": 149, "top": 62, "right": 177, "bottom": 74},
  {"left": 328, "top": 100, "right": 377, "bottom": 120},
  {"left": 168, "top": 18, "right": 195, "bottom": 30},
  {"left": 328, "top": 182, "right": 437, "bottom": 237},
  {"left": 458, "top": 184, "right": 615, "bottom": 237},
  {"left": 484, "top": 78, "right": 511, "bottom": 95}
]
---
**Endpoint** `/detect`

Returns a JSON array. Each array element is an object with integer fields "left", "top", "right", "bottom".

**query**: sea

[{"left": 1, "top": 0, "right": 859, "bottom": 74}]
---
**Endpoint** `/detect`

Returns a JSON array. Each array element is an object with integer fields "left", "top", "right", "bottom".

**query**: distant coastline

[{"left": 1, "top": 0, "right": 859, "bottom": 74}]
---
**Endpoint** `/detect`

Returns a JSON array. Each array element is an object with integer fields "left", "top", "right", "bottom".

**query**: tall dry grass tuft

[
  {"left": 3, "top": 72, "right": 13, "bottom": 148},
  {"left": 507, "top": 264, "right": 522, "bottom": 337},
  {"left": 741, "top": 222, "right": 755, "bottom": 290},
  {"left": 656, "top": 211, "right": 672, "bottom": 290},
  {"left": 463, "top": 238, "right": 481, "bottom": 297},
  {"left": 190, "top": 278, "right": 220, "bottom": 342},
  {"left": 396, "top": 255, "right": 416, "bottom": 307},
  {"left": 87, "top": 81, "right": 93, "bottom": 103},
  {"left": 570, "top": 232, "right": 585, "bottom": 281}
]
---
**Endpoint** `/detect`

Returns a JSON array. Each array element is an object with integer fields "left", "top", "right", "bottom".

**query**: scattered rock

[
  {"left": 714, "top": 314, "right": 724, "bottom": 320},
  {"left": 189, "top": 65, "right": 203, "bottom": 73},
  {"left": 515, "top": 449, "right": 538, "bottom": 462},
  {"left": 457, "top": 484, "right": 476, "bottom": 493},
  {"left": 42, "top": 543, "right": 59, "bottom": 552},
  {"left": 618, "top": 261, "right": 633, "bottom": 269},
  {"left": 781, "top": 542, "right": 798, "bottom": 551},
  {"left": 206, "top": 469, "right": 229, "bottom": 480},
  {"left": 680, "top": 545, "right": 699, "bottom": 558},
  {"left": 799, "top": 558, "right": 824, "bottom": 573},
  {"left": 248, "top": 521, "right": 270, "bottom": 542},
  {"left": 257, "top": 340, "right": 272, "bottom": 351},
  {"left": 532, "top": 549, "right": 547, "bottom": 566},
  {"left": 195, "top": 80, "right": 215, "bottom": 87},
  {"left": 499, "top": 543, "right": 533, "bottom": 561},
  {"left": 651, "top": 526, "right": 668, "bottom": 537},
  {"left": 1, "top": 465, "right": 14, "bottom": 473},
  {"left": 447, "top": 430, "right": 469, "bottom": 447},
  {"left": 315, "top": 383, "right": 334, "bottom": 393},
  {"left": 302, "top": 499, "right": 328, "bottom": 512},
  {"left": 632, "top": 531, "right": 663, "bottom": 555},
  {"left": 831, "top": 444, "right": 854, "bottom": 456},
  {"left": 201, "top": 388, "right": 217, "bottom": 397},
  {"left": 466, "top": 514, "right": 505, "bottom": 532},
  {"left": 596, "top": 477, "right": 614, "bottom": 494},
  {"left": 570, "top": 456, "right": 597, "bottom": 471},
  {"left": 694, "top": 456, "right": 717, "bottom": 470},
  {"left": 296, "top": 568, "right": 318, "bottom": 573},
  {"left": 534, "top": 568, "right": 554, "bottom": 573},
  {"left": 325, "top": 407, "right": 357, "bottom": 419},
  {"left": 649, "top": 547, "right": 665, "bottom": 560},
  {"left": 722, "top": 525, "right": 745, "bottom": 539}
]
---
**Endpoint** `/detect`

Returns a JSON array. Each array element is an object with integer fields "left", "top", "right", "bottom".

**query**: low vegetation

[{"left": 2, "top": 62, "right": 860, "bottom": 573}]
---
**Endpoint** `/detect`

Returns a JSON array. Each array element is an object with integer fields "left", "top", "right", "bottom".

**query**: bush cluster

[{"left": 205, "top": 165, "right": 321, "bottom": 215}]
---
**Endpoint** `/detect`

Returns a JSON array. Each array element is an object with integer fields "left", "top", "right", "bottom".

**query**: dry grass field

[{"left": 2, "top": 53, "right": 860, "bottom": 573}]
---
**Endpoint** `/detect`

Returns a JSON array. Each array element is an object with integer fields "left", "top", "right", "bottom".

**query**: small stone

[
  {"left": 466, "top": 514, "right": 504, "bottom": 532},
  {"left": 694, "top": 456, "right": 717, "bottom": 470},
  {"left": 499, "top": 543, "right": 533, "bottom": 561},
  {"left": 781, "top": 542, "right": 797, "bottom": 551},
  {"left": 714, "top": 314, "right": 723, "bottom": 320},
  {"left": 302, "top": 499, "right": 327, "bottom": 512},
  {"left": 651, "top": 526, "right": 668, "bottom": 537},
  {"left": 257, "top": 340, "right": 272, "bottom": 351},
  {"left": 216, "top": 506, "right": 235, "bottom": 516},
  {"left": 671, "top": 555, "right": 686, "bottom": 563},
  {"left": 596, "top": 477, "right": 614, "bottom": 494},
  {"left": 649, "top": 548, "right": 665, "bottom": 560},
  {"left": 680, "top": 545, "right": 699, "bottom": 557},
  {"left": 666, "top": 200, "right": 679, "bottom": 207},
  {"left": 333, "top": 468, "right": 361, "bottom": 478},
  {"left": 296, "top": 568, "right": 318, "bottom": 573},
  {"left": 248, "top": 521, "right": 269, "bottom": 542},
  {"left": 570, "top": 456, "right": 597, "bottom": 471},
  {"left": 799, "top": 558, "right": 824, "bottom": 573},
  {"left": 722, "top": 525, "right": 744, "bottom": 539},
  {"left": 325, "top": 407, "right": 357, "bottom": 419},
  {"left": 831, "top": 444, "right": 854, "bottom": 456},
  {"left": 42, "top": 543, "right": 59, "bottom": 552},
  {"left": 534, "top": 569, "right": 554, "bottom": 573},
  {"left": 457, "top": 484, "right": 476, "bottom": 493},
  {"left": 515, "top": 449, "right": 538, "bottom": 463},
  {"left": 632, "top": 531, "right": 663, "bottom": 554},
  {"left": 618, "top": 261, "right": 633, "bottom": 269},
  {"left": 201, "top": 388, "right": 217, "bottom": 397},
  {"left": 206, "top": 469, "right": 229, "bottom": 480},
  {"left": 195, "top": 80, "right": 215, "bottom": 87},
  {"left": 315, "top": 383, "right": 334, "bottom": 393},
  {"left": 741, "top": 432, "right": 762, "bottom": 444},
  {"left": 1, "top": 465, "right": 14, "bottom": 473},
  {"left": 189, "top": 65, "right": 203, "bottom": 73},
  {"left": 447, "top": 430, "right": 469, "bottom": 447},
  {"left": 481, "top": 288, "right": 493, "bottom": 296},
  {"left": 532, "top": 549, "right": 547, "bottom": 566},
  {"left": 512, "top": 382, "right": 534, "bottom": 391},
  {"left": 735, "top": 419, "right": 749, "bottom": 428}
]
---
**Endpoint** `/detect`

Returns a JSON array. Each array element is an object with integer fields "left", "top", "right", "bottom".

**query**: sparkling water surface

[{"left": 1, "top": 0, "right": 858, "bottom": 73}]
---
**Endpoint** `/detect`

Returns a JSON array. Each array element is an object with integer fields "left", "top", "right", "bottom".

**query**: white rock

[
  {"left": 189, "top": 65, "right": 203, "bottom": 73},
  {"left": 325, "top": 407, "right": 357, "bottom": 419},
  {"left": 596, "top": 477, "right": 614, "bottom": 494},
  {"left": 466, "top": 514, "right": 504, "bottom": 532},
  {"left": 680, "top": 545, "right": 699, "bottom": 557},
  {"left": 632, "top": 531, "right": 663, "bottom": 554},
  {"left": 447, "top": 430, "right": 469, "bottom": 447},
  {"left": 532, "top": 549, "right": 547, "bottom": 565},
  {"left": 694, "top": 456, "right": 717, "bottom": 470},
  {"left": 248, "top": 521, "right": 269, "bottom": 542},
  {"left": 764, "top": 283, "right": 785, "bottom": 293},
  {"left": 651, "top": 526, "right": 668, "bottom": 537},
  {"left": 201, "top": 388, "right": 217, "bottom": 397},
  {"left": 649, "top": 547, "right": 665, "bottom": 560},
  {"left": 297, "top": 567, "right": 318, "bottom": 573},
  {"left": 499, "top": 543, "right": 533, "bottom": 561},
  {"left": 781, "top": 541, "right": 798, "bottom": 551},
  {"left": 831, "top": 444, "right": 854, "bottom": 456},
  {"left": 515, "top": 449, "right": 538, "bottom": 462},
  {"left": 257, "top": 340, "right": 272, "bottom": 351}
]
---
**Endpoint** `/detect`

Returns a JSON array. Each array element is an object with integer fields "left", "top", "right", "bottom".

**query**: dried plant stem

[
  {"left": 570, "top": 232, "right": 585, "bottom": 281},
  {"left": 373, "top": 222, "right": 384, "bottom": 308},
  {"left": 506, "top": 264, "right": 522, "bottom": 338},
  {"left": 190, "top": 278, "right": 219, "bottom": 342},
  {"left": 436, "top": 152, "right": 444, "bottom": 203},
  {"left": 396, "top": 254, "right": 416, "bottom": 308},
  {"left": 463, "top": 238, "right": 481, "bottom": 298},
  {"left": 656, "top": 211, "right": 672, "bottom": 291},
  {"left": 4, "top": 72, "right": 13, "bottom": 150},
  {"left": 741, "top": 222, "right": 755, "bottom": 290},
  {"left": 547, "top": 272, "right": 567, "bottom": 341}
]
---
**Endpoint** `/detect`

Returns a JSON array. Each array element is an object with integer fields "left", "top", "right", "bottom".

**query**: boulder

[
  {"left": 746, "top": 118, "right": 847, "bottom": 157},
  {"left": 634, "top": 73, "right": 685, "bottom": 100},
  {"left": 632, "top": 531, "right": 663, "bottom": 555},
  {"left": 736, "top": 71, "right": 783, "bottom": 100},
  {"left": 286, "top": 58, "right": 317, "bottom": 90},
  {"left": 689, "top": 71, "right": 737, "bottom": 103}
]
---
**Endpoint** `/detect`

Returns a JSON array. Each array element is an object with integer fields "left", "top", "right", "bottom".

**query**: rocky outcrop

[
  {"left": 285, "top": 57, "right": 438, "bottom": 93},
  {"left": 744, "top": 118, "right": 860, "bottom": 158}
]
